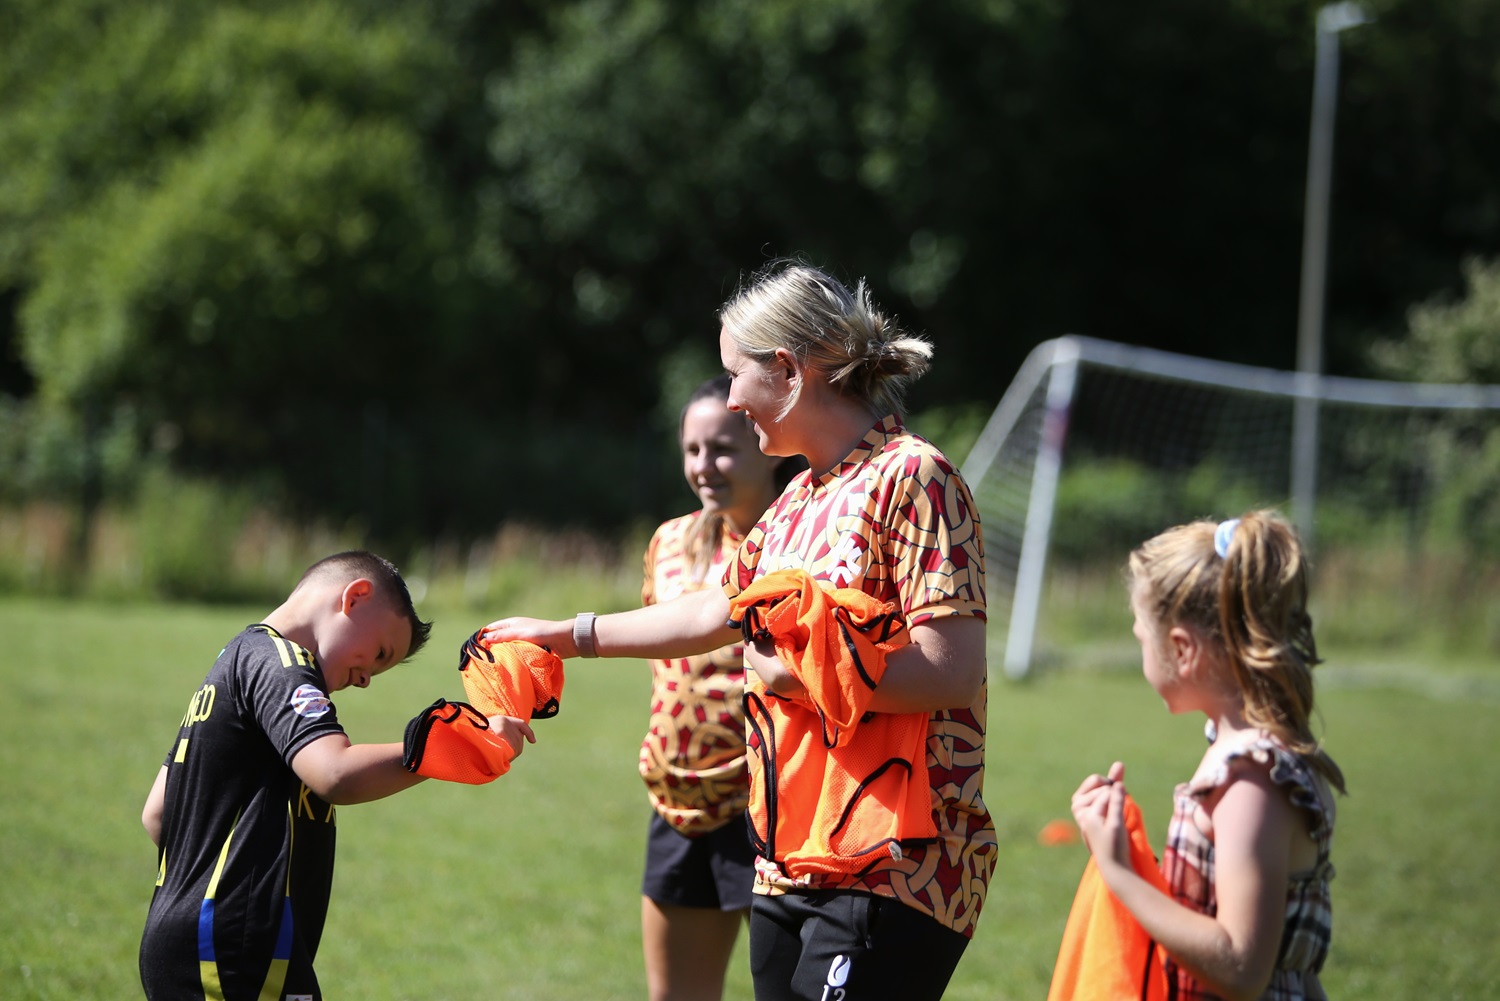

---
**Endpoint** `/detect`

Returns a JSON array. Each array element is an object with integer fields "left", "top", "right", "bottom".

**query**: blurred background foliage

[{"left": 1, "top": 0, "right": 1498, "bottom": 592}]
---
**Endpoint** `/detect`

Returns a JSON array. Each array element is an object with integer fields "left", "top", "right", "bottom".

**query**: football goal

[{"left": 964, "top": 335, "right": 1500, "bottom": 679}]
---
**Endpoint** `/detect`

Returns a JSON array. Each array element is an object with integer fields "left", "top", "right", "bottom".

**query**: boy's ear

[{"left": 340, "top": 577, "right": 375, "bottom": 613}]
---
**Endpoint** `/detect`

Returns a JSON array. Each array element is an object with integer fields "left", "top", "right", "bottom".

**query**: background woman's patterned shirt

[{"left": 640, "top": 512, "right": 750, "bottom": 836}]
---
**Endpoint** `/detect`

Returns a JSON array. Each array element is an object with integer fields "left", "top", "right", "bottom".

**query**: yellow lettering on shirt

[
  {"left": 292, "top": 783, "right": 337, "bottom": 825},
  {"left": 179, "top": 684, "right": 217, "bottom": 728},
  {"left": 295, "top": 783, "right": 315, "bottom": 819}
]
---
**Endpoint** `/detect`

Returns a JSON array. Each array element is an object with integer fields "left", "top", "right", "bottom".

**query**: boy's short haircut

[{"left": 297, "top": 550, "right": 433, "bottom": 659}]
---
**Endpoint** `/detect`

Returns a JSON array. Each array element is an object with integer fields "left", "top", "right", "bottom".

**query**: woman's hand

[
  {"left": 744, "top": 638, "right": 807, "bottom": 698},
  {"left": 482, "top": 617, "right": 576, "bottom": 656},
  {"left": 482, "top": 591, "right": 740, "bottom": 662}
]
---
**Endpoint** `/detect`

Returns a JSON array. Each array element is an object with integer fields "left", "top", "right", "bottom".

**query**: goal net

[{"left": 964, "top": 336, "right": 1500, "bottom": 679}]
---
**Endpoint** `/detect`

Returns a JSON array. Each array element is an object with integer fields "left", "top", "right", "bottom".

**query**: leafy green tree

[
  {"left": 1369, "top": 257, "right": 1500, "bottom": 559},
  {"left": 485, "top": 0, "right": 1067, "bottom": 412},
  {"left": 8, "top": 1, "right": 459, "bottom": 398},
  {"left": 1373, "top": 256, "right": 1500, "bottom": 384},
  {"left": 3, "top": 0, "right": 1500, "bottom": 545},
  {"left": 481, "top": 0, "right": 1500, "bottom": 395},
  {"left": 0, "top": 0, "right": 499, "bottom": 534}
]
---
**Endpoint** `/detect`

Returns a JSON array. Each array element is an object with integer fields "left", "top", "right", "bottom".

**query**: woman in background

[{"left": 639, "top": 375, "right": 801, "bottom": 1001}]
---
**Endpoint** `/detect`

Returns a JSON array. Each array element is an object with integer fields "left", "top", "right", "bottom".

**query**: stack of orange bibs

[
  {"left": 728, "top": 569, "right": 936, "bottom": 878},
  {"left": 400, "top": 635, "right": 566, "bottom": 785}
]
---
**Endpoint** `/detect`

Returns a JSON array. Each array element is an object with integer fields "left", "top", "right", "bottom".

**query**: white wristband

[{"left": 573, "top": 612, "right": 598, "bottom": 658}]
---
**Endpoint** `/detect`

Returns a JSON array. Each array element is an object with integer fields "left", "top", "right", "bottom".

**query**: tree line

[{"left": 2, "top": 0, "right": 1497, "bottom": 547}]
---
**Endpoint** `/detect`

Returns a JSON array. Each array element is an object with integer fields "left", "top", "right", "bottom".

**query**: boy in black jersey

[{"left": 139, "top": 551, "right": 535, "bottom": 1001}]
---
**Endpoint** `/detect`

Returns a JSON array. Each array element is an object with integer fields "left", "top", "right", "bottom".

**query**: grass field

[{"left": 2, "top": 594, "right": 1497, "bottom": 999}]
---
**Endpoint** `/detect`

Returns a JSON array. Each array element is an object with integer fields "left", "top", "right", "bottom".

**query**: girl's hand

[
  {"left": 482, "top": 616, "right": 573, "bottom": 655},
  {"left": 1071, "top": 761, "right": 1129, "bottom": 866},
  {"left": 486, "top": 715, "right": 537, "bottom": 757}
]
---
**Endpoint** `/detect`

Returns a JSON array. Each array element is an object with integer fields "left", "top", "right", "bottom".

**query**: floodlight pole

[{"left": 1292, "top": 2, "right": 1370, "bottom": 546}]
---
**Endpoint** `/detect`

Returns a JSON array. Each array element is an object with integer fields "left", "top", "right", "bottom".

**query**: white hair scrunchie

[{"left": 1214, "top": 518, "right": 1241, "bottom": 559}]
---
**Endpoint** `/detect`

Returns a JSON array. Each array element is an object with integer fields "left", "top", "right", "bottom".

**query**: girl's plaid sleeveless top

[{"left": 1161, "top": 733, "right": 1337, "bottom": 1000}]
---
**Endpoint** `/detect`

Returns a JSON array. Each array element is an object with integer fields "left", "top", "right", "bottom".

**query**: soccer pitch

[{"left": 0, "top": 597, "right": 1495, "bottom": 999}]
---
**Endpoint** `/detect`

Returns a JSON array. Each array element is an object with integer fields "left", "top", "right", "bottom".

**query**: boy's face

[{"left": 316, "top": 579, "right": 413, "bottom": 692}]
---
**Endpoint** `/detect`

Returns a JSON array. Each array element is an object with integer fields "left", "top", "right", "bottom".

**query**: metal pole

[
  {"left": 1003, "top": 340, "right": 1079, "bottom": 679},
  {"left": 1291, "top": 3, "right": 1368, "bottom": 545}
]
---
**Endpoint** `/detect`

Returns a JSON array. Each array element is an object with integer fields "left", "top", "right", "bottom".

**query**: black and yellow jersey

[{"left": 140, "top": 624, "right": 344, "bottom": 1001}]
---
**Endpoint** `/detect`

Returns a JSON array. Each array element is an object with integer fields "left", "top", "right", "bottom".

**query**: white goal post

[{"left": 963, "top": 335, "right": 1500, "bottom": 679}]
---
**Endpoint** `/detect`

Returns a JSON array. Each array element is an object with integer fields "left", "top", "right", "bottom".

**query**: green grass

[{"left": 2, "top": 596, "right": 1497, "bottom": 999}]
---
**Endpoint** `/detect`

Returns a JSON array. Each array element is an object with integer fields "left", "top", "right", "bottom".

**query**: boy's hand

[{"left": 487, "top": 715, "right": 537, "bottom": 757}]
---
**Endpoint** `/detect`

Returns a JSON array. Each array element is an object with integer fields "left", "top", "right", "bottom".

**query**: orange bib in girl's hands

[{"left": 1047, "top": 793, "right": 1171, "bottom": 1001}]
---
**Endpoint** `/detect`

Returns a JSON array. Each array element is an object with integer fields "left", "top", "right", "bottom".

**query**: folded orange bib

[
  {"left": 402, "top": 698, "right": 515, "bottom": 784},
  {"left": 457, "top": 633, "right": 565, "bottom": 721}
]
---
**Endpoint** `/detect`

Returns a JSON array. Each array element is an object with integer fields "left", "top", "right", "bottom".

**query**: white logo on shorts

[
  {"left": 289, "top": 684, "right": 331, "bottom": 719},
  {"left": 822, "top": 954, "right": 852, "bottom": 1000},
  {"left": 285, "top": 995, "right": 314, "bottom": 1001}
]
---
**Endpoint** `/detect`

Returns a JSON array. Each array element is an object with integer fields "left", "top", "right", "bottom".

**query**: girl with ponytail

[{"left": 1070, "top": 510, "right": 1345, "bottom": 1000}]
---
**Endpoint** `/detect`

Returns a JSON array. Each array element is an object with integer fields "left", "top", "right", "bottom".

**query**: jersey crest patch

[{"left": 289, "top": 684, "right": 332, "bottom": 719}]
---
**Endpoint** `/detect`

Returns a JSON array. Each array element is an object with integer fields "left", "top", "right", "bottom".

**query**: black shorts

[
  {"left": 641, "top": 812, "right": 756, "bottom": 911},
  {"left": 748, "top": 890, "right": 970, "bottom": 1001}
]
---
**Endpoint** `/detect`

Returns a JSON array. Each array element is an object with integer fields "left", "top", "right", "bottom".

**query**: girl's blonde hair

[
  {"left": 1128, "top": 509, "right": 1346, "bottom": 793},
  {"left": 719, "top": 260, "right": 933, "bottom": 420}
]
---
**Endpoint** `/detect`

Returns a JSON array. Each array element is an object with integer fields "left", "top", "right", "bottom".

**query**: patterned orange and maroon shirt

[
  {"left": 639, "top": 512, "right": 751, "bottom": 837},
  {"left": 723, "top": 415, "right": 997, "bottom": 937}
]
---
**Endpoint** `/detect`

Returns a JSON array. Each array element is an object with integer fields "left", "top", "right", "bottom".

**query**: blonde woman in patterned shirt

[
  {"left": 485, "top": 260, "right": 995, "bottom": 1001},
  {"left": 1070, "top": 511, "right": 1346, "bottom": 1000},
  {"left": 639, "top": 374, "right": 802, "bottom": 1001}
]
